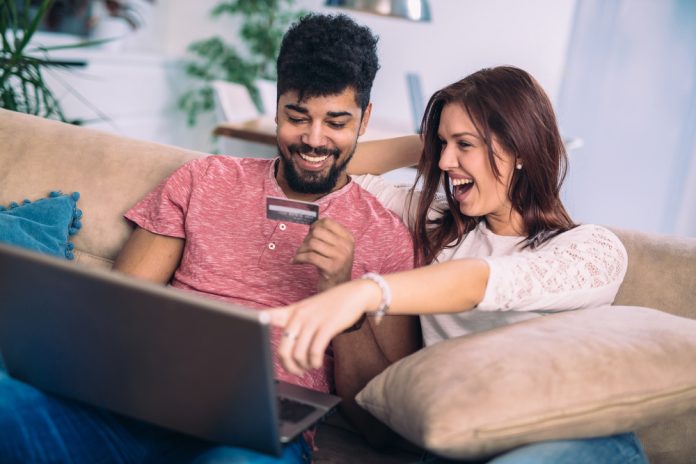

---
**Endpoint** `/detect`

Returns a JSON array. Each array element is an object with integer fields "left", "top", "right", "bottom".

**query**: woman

[{"left": 268, "top": 66, "right": 648, "bottom": 463}]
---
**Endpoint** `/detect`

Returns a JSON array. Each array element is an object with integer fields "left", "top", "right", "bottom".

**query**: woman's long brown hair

[{"left": 412, "top": 66, "right": 576, "bottom": 264}]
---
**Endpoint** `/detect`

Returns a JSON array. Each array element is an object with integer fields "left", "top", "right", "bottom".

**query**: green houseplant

[
  {"left": 1, "top": 0, "right": 68, "bottom": 120},
  {"left": 178, "top": 0, "right": 305, "bottom": 126},
  {"left": 1, "top": 0, "right": 153, "bottom": 122}
]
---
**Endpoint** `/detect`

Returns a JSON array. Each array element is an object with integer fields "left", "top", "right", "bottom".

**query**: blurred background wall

[
  {"left": 30, "top": 0, "right": 696, "bottom": 236},
  {"left": 557, "top": 0, "right": 696, "bottom": 236}
]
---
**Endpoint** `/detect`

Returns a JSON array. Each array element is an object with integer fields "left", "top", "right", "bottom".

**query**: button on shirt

[{"left": 125, "top": 156, "right": 414, "bottom": 396}]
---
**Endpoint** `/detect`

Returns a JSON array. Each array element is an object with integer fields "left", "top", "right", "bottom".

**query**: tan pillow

[{"left": 356, "top": 306, "right": 696, "bottom": 460}]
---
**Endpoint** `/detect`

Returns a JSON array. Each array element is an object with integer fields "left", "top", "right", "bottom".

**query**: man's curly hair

[{"left": 277, "top": 14, "right": 379, "bottom": 112}]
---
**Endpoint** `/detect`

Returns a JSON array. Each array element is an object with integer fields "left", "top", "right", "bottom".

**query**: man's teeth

[
  {"left": 451, "top": 178, "right": 473, "bottom": 186},
  {"left": 300, "top": 153, "right": 329, "bottom": 163}
]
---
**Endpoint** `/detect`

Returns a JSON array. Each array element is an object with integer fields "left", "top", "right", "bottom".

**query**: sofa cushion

[
  {"left": 0, "top": 110, "right": 205, "bottom": 267},
  {"left": 356, "top": 306, "right": 696, "bottom": 460},
  {"left": 0, "top": 191, "right": 82, "bottom": 260}
]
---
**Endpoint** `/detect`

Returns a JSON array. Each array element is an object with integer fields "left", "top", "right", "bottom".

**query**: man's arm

[
  {"left": 330, "top": 230, "right": 420, "bottom": 448},
  {"left": 293, "top": 217, "right": 421, "bottom": 448},
  {"left": 332, "top": 314, "right": 420, "bottom": 448},
  {"left": 112, "top": 227, "right": 185, "bottom": 284}
]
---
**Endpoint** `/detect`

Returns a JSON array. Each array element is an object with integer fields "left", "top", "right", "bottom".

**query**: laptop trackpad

[{"left": 276, "top": 381, "right": 341, "bottom": 443}]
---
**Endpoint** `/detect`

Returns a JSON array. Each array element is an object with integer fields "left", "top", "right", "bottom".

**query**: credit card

[{"left": 266, "top": 196, "right": 319, "bottom": 225}]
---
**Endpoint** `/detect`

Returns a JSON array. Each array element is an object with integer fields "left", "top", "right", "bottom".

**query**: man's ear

[{"left": 358, "top": 102, "right": 372, "bottom": 137}]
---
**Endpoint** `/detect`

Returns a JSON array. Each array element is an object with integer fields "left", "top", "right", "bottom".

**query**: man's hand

[{"left": 292, "top": 218, "right": 354, "bottom": 291}]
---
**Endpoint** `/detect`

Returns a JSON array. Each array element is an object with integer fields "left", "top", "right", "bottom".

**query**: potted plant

[
  {"left": 1, "top": 0, "right": 153, "bottom": 122},
  {"left": 1, "top": 0, "right": 69, "bottom": 120},
  {"left": 178, "top": 0, "right": 305, "bottom": 126}
]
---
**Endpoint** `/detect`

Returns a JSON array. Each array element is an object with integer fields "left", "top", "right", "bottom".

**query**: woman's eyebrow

[{"left": 450, "top": 131, "right": 478, "bottom": 138}]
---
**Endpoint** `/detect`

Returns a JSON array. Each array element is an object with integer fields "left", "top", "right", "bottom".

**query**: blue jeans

[
  {"left": 419, "top": 432, "right": 648, "bottom": 463},
  {"left": 0, "top": 369, "right": 311, "bottom": 463}
]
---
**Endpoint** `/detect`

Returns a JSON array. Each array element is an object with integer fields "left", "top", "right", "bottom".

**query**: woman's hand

[{"left": 265, "top": 279, "right": 380, "bottom": 376}]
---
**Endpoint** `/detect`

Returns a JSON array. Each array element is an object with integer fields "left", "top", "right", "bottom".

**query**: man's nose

[{"left": 301, "top": 122, "right": 327, "bottom": 147}]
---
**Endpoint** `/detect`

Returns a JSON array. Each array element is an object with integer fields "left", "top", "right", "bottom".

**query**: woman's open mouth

[{"left": 451, "top": 177, "right": 474, "bottom": 201}]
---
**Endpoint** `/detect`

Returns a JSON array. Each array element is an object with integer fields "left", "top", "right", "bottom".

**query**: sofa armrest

[
  {"left": 611, "top": 227, "right": 696, "bottom": 319},
  {"left": 0, "top": 109, "right": 206, "bottom": 266}
]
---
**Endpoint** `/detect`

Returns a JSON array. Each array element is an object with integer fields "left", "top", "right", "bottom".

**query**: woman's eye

[{"left": 458, "top": 141, "right": 471, "bottom": 149}]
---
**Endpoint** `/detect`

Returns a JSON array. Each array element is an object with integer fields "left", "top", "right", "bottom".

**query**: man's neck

[{"left": 275, "top": 162, "right": 349, "bottom": 202}]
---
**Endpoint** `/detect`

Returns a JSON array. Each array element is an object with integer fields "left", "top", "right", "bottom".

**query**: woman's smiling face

[{"left": 437, "top": 103, "right": 522, "bottom": 235}]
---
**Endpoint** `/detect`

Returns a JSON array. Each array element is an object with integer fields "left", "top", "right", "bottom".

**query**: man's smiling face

[{"left": 275, "top": 88, "right": 371, "bottom": 201}]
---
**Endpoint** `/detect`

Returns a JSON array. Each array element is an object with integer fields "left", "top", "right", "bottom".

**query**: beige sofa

[{"left": 1, "top": 108, "right": 695, "bottom": 463}]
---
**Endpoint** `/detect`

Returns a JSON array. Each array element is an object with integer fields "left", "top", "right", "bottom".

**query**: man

[{"left": 0, "top": 14, "right": 419, "bottom": 463}]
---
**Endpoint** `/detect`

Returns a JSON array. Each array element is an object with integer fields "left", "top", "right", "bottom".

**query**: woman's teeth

[
  {"left": 300, "top": 153, "right": 329, "bottom": 163},
  {"left": 451, "top": 178, "right": 473, "bottom": 186}
]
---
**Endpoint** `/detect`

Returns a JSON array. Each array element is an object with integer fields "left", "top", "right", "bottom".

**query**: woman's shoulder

[
  {"left": 353, "top": 174, "right": 448, "bottom": 219},
  {"left": 352, "top": 174, "right": 418, "bottom": 223},
  {"left": 547, "top": 223, "right": 628, "bottom": 261},
  {"left": 555, "top": 223, "right": 623, "bottom": 243},
  {"left": 352, "top": 174, "right": 404, "bottom": 195}
]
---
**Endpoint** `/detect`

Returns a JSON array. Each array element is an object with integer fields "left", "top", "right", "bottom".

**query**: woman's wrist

[
  {"left": 339, "top": 278, "right": 381, "bottom": 334},
  {"left": 360, "top": 272, "right": 392, "bottom": 324},
  {"left": 358, "top": 276, "right": 384, "bottom": 313},
  {"left": 339, "top": 275, "right": 392, "bottom": 334}
]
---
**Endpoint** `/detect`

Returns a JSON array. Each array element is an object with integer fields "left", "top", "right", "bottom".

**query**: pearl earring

[{"left": 516, "top": 163, "right": 523, "bottom": 170}]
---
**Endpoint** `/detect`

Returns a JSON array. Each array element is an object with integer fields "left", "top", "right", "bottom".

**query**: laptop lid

[{"left": 0, "top": 243, "right": 339, "bottom": 456}]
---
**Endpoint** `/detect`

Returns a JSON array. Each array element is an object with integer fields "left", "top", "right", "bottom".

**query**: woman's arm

[
  {"left": 477, "top": 225, "right": 628, "bottom": 312},
  {"left": 347, "top": 135, "right": 423, "bottom": 175},
  {"left": 268, "top": 258, "right": 489, "bottom": 375}
]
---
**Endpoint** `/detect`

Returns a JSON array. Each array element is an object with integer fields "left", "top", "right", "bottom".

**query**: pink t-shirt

[{"left": 125, "top": 155, "right": 414, "bottom": 395}]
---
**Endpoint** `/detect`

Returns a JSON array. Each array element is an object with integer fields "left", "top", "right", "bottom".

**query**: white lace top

[{"left": 353, "top": 174, "right": 628, "bottom": 347}]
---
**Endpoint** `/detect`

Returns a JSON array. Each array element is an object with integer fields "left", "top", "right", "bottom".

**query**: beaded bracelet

[{"left": 361, "top": 272, "right": 392, "bottom": 324}]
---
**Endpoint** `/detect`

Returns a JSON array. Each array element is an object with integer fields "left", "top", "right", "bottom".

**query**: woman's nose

[{"left": 438, "top": 144, "right": 457, "bottom": 171}]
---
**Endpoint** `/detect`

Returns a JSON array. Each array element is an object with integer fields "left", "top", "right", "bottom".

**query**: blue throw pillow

[{"left": 0, "top": 191, "right": 82, "bottom": 260}]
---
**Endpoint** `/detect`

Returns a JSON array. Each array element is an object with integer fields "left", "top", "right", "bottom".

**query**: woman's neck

[{"left": 485, "top": 210, "right": 525, "bottom": 236}]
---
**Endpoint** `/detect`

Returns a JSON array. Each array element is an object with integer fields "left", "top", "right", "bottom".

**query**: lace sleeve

[{"left": 477, "top": 225, "right": 628, "bottom": 312}]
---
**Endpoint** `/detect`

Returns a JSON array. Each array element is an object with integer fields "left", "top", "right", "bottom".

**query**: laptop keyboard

[{"left": 278, "top": 397, "right": 316, "bottom": 423}]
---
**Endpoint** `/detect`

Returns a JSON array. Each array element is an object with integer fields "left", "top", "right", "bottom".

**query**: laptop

[{"left": 0, "top": 243, "right": 340, "bottom": 456}]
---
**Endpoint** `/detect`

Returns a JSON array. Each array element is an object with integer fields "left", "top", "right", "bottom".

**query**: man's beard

[{"left": 279, "top": 142, "right": 356, "bottom": 194}]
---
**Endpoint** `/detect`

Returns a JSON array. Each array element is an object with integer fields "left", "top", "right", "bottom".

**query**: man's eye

[
  {"left": 288, "top": 116, "right": 305, "bottom": 123},
  {"left": 328, "top": 122, "right": 346, "bottom": 129}
]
